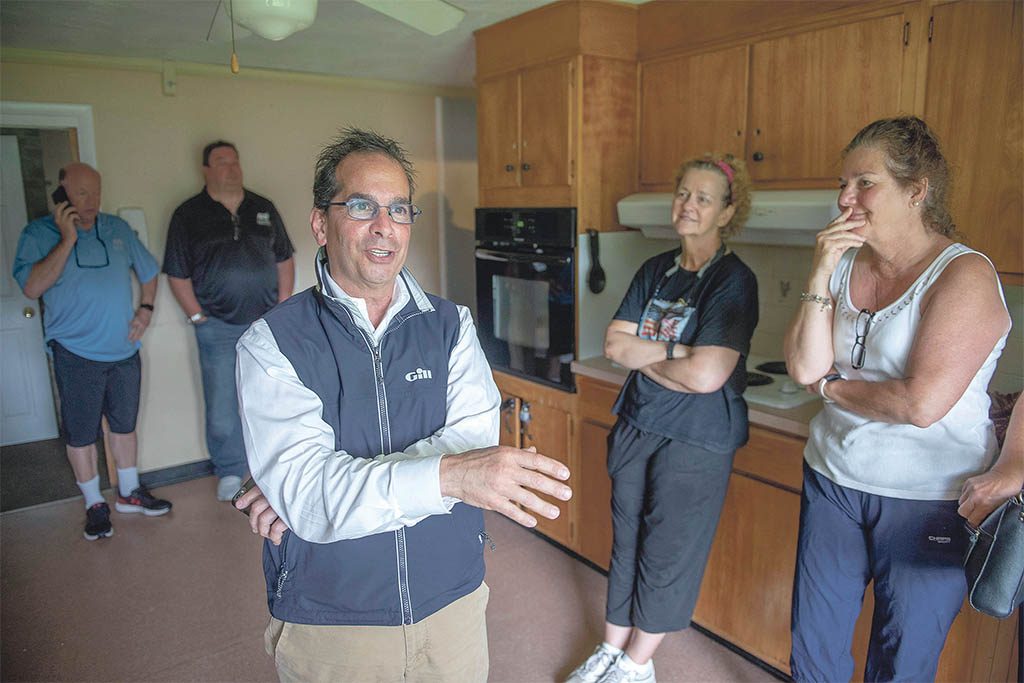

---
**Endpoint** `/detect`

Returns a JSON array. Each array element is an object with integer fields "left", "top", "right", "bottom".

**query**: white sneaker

[
  {"left": 217, "top": 475, "right": 243, "bottom": 502},
  {"left": 596, "top": 656, "right": 655, "bottom": 683},
  {"left": 566, "top": 644, "right": 621, "bottom": 683}
]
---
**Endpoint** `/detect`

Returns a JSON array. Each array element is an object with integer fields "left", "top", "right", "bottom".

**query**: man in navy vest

[{"left": 233, "top": 128, "right": 572, "bottom": 681}]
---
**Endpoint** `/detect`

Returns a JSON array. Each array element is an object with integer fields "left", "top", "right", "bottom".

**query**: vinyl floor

[{"left": 0, "top": 476, "right": 777, "bottom": 682}]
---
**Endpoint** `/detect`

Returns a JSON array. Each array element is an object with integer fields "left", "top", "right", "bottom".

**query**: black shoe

[
  {"left": 115, "top": 486, "right": 172, "bottom": 517},
  {"left": 84, "top": 502, "right": 114, "bottom": 540}
]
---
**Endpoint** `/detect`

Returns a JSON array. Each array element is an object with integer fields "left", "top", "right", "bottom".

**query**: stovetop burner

[
  {"left": 746, "top": 371, "right": 774, "bottom": 387},
  {"left": 755, "top": 361, "right": 788, "bottom": 375}
]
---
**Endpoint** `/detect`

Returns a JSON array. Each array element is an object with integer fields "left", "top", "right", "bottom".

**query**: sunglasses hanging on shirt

[{"left": 74, "top": 223, "right": 110, "bottom": 269}]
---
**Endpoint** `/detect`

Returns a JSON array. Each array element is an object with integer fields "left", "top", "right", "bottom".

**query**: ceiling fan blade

[{"left": 354, "top": 0, "right": 465, "bottom": 36}]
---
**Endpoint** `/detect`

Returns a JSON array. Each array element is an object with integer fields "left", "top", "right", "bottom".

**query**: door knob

[
  {"left": 505, "top": 164, "right": 515, "bottom": 172},
  {"left": 521, "top": 163, "right": 531, "bottom": 171},
  {"left": 752, "top": 151, "right": 764, "bottom": 162},
  {"left": 23, "top": 307, "right": 36, "bottom": 319}
]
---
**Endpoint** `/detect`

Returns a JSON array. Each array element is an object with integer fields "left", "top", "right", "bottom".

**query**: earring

[{"left": 912, "top": 201, "right": 920, "bottom": 207}]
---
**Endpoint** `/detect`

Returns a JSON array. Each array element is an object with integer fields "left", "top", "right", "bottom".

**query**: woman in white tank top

[{"left": 783, "top": 117, "right": 1017, "bottom": 681}]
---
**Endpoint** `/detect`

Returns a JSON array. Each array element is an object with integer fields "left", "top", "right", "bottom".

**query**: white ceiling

[{"left": 0, "top": 0, "right": 578, "bottom": 89}]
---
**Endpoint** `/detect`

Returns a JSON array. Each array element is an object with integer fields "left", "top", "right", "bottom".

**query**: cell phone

[
  {"left": 231, "top": 476, "right": 257, "bottom": 515},
  {"left": 51, "top": 185, "right": 70, "bottom": 206}
]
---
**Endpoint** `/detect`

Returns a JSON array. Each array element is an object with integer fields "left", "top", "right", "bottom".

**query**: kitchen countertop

[{"left": 572, "top": 356, "right": 821, "bottom": 439}]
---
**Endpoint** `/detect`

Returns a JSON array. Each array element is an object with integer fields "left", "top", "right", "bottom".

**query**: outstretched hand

[
  {"left": 439, "top": 445, "right": 572, "bottom": 528},
  {"left": 234, "top": 483, "right": 289, "bottom": 546}
]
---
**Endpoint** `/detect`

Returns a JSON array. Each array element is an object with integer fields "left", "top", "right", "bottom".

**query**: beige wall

[{"left": 2, "top": 58, "right": 475, "bottom": 474}]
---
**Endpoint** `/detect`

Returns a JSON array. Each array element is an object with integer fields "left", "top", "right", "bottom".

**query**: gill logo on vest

[{"left": 404, "top": 368, "right": 433, "bottom": 382}]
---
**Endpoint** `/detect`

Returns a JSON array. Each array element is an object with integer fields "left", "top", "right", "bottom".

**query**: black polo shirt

[{"left": 163, "top": 189, "right": 294, "bottom": 325}]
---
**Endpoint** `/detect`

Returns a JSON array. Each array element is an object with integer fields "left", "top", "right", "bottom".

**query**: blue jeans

[
  {"left": 790, "top": 463, "right": 968, "bottom": 682},
  {"left": 194, "top": 316, "right": 250, "bottom": 479}
]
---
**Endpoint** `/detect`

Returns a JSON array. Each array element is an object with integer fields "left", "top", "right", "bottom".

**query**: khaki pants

[{"left": 265, "top": 583, "right": 489, "bottom": 682}]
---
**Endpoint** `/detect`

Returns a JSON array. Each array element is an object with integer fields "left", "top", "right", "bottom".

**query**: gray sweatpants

[{"left": 605, "top": 419, "right": 736, "bottom": 633}]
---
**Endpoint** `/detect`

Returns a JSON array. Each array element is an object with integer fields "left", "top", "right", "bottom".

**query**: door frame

[{"left": 0, "top": 101, "right": 97, "bottom": 166}]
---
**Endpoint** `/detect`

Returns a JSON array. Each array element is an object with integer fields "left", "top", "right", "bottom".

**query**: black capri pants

[{"left": 605, "top": 419, "right": 736, "bottom": 633}]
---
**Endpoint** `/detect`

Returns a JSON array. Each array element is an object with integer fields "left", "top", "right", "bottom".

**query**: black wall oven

[{"left": 475, "top": 208, "right": 576, "bottom": 392}]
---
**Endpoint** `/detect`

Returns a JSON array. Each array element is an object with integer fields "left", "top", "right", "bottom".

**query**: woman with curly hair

[
  {"left": 784, "top": 116, "right": 1012, "bottom": 681},
  {"left": 567, "top": 153, "right": 758, "bottom": 683}
]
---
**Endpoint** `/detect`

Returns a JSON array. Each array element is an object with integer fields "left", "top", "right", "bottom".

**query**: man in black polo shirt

[{"left": 164, "top": 141, "right": 295, "bottom": 502}]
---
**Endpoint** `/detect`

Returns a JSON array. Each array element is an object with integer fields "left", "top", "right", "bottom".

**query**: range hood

[{"left": 617, "top": 190, "right": 837, "bottom": 246}]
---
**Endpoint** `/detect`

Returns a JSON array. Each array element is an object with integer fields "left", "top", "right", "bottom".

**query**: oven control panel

[{"left": 475, "top": 207, "right": 576, "bottom": 250}]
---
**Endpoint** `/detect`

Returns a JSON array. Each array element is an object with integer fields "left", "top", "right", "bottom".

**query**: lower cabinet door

[
  {"left": 577, "top": 419, "right": 614, "bottom": 570},
  {"left": 692, "top": 473, "right": 801, "bottom": 675},
  {"left": 522, "top": 401, "right": 573, "bottom": 547}
]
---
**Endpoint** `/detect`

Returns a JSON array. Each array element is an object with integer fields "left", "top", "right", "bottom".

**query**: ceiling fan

[{"left": 209, "top": 0, "right": 466, "bottom": 73}]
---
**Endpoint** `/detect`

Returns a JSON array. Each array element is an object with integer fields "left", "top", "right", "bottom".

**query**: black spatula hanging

[{"left": 587, "top": 229, "right": 606, "bottom": 294}]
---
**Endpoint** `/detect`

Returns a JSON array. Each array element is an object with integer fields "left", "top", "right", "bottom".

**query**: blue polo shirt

[{"left": 12, "top": 213, "right": 159, "bottom": 362}]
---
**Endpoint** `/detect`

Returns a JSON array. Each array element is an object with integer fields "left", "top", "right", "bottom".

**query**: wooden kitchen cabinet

[
  {"left": 475, "top": 1, "right": 637, "bottom": 232},
  {"left": 922, "top": 0, "right": 1023, "bottom": 279},
  {"left": 638, "top": 46, "right": 749, "bottom": 190},
  {"left": 477, "top": 61, "right": 574, "bottom": 205},
  {"left": 747, "top": 5, "right": 919, "bottom": 184},
  {"left": 692, "top": 425, "right": 805, "bottom": 674},
  {"left": 576, "top": 375, "right": 620, "bottom": 569},
  {"left": 636, "top": 2, "right": 921, "bottom": 188},
  {"left": 492, "top": 370, "right": 577, "bottom": 549},
  {"left": 477, "top": 72, "right": 521, "bottom": 193}
]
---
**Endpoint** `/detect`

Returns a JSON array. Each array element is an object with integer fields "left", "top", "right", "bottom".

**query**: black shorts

[{"left": 49, "top": 341, "right": 141, "bottom": 447}]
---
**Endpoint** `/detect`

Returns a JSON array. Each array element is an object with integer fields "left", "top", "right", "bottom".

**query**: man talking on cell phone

[
  {"left": 232, "top": 128, "right": 572, "bottom": 682},
  {"left": 12, "top": 163, "right": 171, "bottom": 541}
]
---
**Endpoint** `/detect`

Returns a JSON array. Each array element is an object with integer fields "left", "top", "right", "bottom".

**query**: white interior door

[{"left": 1, "top": 135, "right": 59, "bottom": 446}]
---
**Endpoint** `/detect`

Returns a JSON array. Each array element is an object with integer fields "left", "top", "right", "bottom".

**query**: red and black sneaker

[
  {"left": 115, "top": 486, "right": 172, "bottom": 517},
  {"left": 84, "top": 502, "right": 114, "bottom": 541}
]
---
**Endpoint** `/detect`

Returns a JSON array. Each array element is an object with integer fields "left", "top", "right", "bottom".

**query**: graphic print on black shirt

[{"left": 638, "top": 295, "right": 695, "bottom": 343}]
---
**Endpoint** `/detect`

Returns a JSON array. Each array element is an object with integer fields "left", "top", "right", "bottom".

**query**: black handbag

[{"left": 963, "top": 491, "right": 1024, "bottom": 619}]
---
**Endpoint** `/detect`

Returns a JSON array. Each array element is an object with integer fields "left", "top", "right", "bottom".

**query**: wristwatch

[
  {"left": 666, "top": 341, "right": 675, "bottom": 360},
  {"left": 187, "top": 311, "right": 206, "bottom": 325},
  {"left": 818, "top": 372, "right": 844, "bottom": 403}
]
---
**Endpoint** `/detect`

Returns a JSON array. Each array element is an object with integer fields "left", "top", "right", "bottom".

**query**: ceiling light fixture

[{"left": 229, "top": 0, "right": 318, "bottom": 41}]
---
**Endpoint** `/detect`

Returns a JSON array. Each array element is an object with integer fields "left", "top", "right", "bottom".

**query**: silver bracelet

[
  {"left": 818, "top": 372, "right": 844, "bottom": 403},
  {"left": 799, "top": 292, "right": 833, "bottom": 312}
]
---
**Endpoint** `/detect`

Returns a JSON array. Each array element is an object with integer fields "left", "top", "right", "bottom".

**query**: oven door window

[
  {"left": 475, "top": 249, "right": 574, "bottom": 390},
  {"left": 492, "top": 275, "right": 550, "bottom": 349}
]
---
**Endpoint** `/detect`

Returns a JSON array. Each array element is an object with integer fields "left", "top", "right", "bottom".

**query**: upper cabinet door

[
  {"left": 478, "top": 73, "right": 520, "bottom": 191},
  {"left": 520, "top": 60, "right": 574, "bottom": 191},
  {"left": 749, "top": 10, "right": 911, "bottom": 183},
  {"left": 639, "top": 46, "right": 749, "bottom": 190},
  {"left": 924, "top": 0, "right": 1023, "bottom": 277}
]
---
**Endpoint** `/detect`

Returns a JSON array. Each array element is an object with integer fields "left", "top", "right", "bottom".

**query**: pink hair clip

[{"left": 714, "top": 160, "right": 735, "bottom": 185}]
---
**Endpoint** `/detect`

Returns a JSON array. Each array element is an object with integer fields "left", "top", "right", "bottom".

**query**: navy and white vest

[{"left": 259, "top": 272, "right": 486, "bottom": 626}]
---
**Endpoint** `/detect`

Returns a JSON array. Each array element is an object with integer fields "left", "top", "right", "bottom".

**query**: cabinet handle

[
  {"left": 500, "top": 397, "right": 516, "bottom": 435},
  {"left": 520, "top": 402, "right": 534, "bottom": 442},
  {"left": 752, "top": 151, "right": 764, "bottom": 162},
  {"left": 505, "top": 164, "right": 515, "bottom": 172},
  {"left": 522, "top": 163, "right": 531, "bottom": 171}
]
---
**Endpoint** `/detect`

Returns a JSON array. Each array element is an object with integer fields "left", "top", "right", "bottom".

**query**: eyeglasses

[
  {"left": 851, "top": 308, "right": 873, "bottom": 370},
  {"left": 326, "top": 198, "right": 422, "bottom": 225},
  {"left": 74, "top": 224, "right": 109, "bottom": 269}
]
